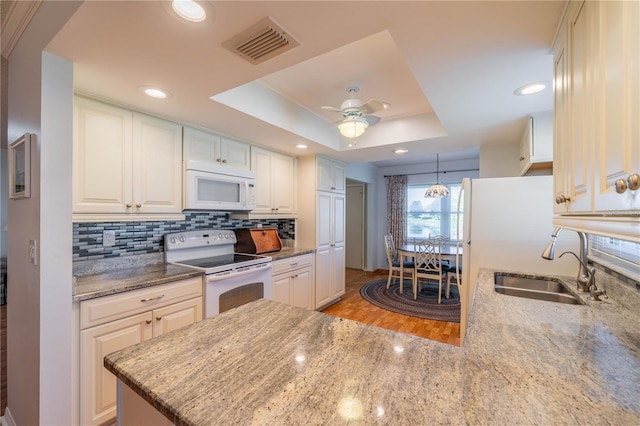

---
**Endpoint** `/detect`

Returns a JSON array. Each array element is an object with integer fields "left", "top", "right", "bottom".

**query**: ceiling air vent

[{"left": 223, "top": 17, "right": 300, "bottom": 65}]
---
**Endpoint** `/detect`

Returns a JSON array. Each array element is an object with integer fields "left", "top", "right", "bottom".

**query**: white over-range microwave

[{"left": 183, "top": 160, "right": 256, "bottom": 211}]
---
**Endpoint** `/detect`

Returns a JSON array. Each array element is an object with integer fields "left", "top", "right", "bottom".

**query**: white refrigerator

[{"left": 457, "top": 176, "right": 579, "bottom": 343}]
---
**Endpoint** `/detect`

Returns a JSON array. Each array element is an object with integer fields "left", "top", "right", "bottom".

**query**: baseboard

[{"left": 1, "top": 407, "right": 16, "bottom": 426}]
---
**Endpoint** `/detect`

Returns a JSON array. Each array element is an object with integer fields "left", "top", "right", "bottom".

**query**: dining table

[{"left": 397, "top": 242, "right": 463, "bottom": 293}]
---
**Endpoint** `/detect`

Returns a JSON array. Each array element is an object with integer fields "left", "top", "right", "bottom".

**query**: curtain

[{"left": 385, "top": 175, "right": 407, "bottom": 246}]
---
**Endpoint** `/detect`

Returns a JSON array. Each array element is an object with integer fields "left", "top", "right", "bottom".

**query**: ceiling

[{"left": 43, "top": 0, "right": 566, "bottom": 167}]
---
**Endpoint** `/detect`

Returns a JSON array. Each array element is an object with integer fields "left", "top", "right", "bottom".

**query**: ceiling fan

[{"left": 321, "top": 86, "right": 389, "bottom": 138}]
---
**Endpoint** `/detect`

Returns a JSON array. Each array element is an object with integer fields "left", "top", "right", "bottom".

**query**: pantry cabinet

[
  {"left": 79, "top": 277, "right": 202, "bottom": 426},
  {"left": 250, "top": 146, "right": 296, "bottom": 216},
  {"left": 183, "top": 126, "right": 250, "bottom": 170},
  {"left": 552, "top": 0, "right": 640, "bottom": 239},
  {"left": 296, "top": 155, "right": 346, "bottom": 309},
  {"left": 272, "top": 254, "right": 314, "bottom": 309},
  {"left": 73, "top": 96, "right": 183, "bottom": 221}
]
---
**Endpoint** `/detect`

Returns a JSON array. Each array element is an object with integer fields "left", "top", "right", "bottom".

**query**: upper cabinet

[
  {"left": 183, "top": 126, "right": 250, "bottom": 170},
  {"left": 519, "top": 112, "right": 553, "bottom": 176},
  {"left": 552, "top": 1, "right": 639, "bottom": 240},
  {"left": 316, "top": 156, "right": 346, "bottom": 193},
  {"left": 249, "top": 146, "right": 296, "bottom": 217},
  {"left": 73, "top": 96, "right": 183, "bottom": 222}
]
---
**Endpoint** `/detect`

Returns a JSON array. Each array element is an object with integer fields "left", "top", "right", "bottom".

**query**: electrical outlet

[{"left": 103, "top": 230, "right": 116, "bottom": 247}]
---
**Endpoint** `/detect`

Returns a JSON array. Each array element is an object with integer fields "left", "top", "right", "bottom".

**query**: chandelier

[{"left": 425, "top": 154, "right": 450, "bottom": 198}]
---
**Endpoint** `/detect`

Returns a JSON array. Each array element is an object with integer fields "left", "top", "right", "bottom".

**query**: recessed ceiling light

[
  {"left": 172, "top": 0, "right": 206, "bottom": 22},
  {"left": 141, "top": 86, "right": 171, "bottom": 99},
  {"left": 514, "top": 82, "right": 546, "bottom": 96},
  {"left": 393, "top": 149, "right": 408, "bottom": 154},
  {"left": 296, "top": 144, "right": 307, "bottom": 149}
]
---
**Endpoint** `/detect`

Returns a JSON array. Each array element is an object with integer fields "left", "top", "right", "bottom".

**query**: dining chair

[
  {"left": 445, "top": 241, "right": 464, "bottom": 298},
  {"left": 384, "top": 233, "right": 414, "bottom": 293},
  {"left": 412, "top": 239, "right": 448, "bottom": 303}
]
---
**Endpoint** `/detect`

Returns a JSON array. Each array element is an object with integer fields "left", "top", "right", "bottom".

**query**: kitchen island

[{"left": 104, "top": 268, "right": 640, "bottom": 425}]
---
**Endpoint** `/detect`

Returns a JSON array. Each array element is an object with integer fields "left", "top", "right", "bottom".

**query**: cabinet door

[
  {"left": 152, "top": 297, "right": 203, "bottom": 337},
  {"left": 220, "top": 137, "right": 250, "bottom": 169},
  {"left": 331, "top": 245, "right": 346, "bottom": 300},
  {"left": 80, "top": 311, "right": 153, "bottom": 426},
  {"left": 183, "top": 126, "right": 221, "bottom": 164},
  {"left": 271, "top": 152, "right": 295, "bottom": 214},
  {"left": 332, "top": 193, "right": 346, "bottom": 246},
  {"left": 567, "top": 0, "right": 594, "bottom": 213},
  {"left": 251, "top": 147, "right": 274, "bottom": 214},
  {"left": 133, "top": 113, "right": 183, "bottom": 214},
  {"left": 291, "top": 266, "right": 313, "bottom": 310},
  {"left": 73, "top": 96, "right": 133, "bottom": 214},
  {"left": 593, "top": 0, "right": 640, "bottom": 212},
  {"left": 331, "top": 162, "right": 346, "bottom": 193},
  {"left": 316, "top": 157, "right": 334, "bottom": 192},
  {"left": 272, "top": 274, "right": 292, "bottom": 305},
  {"left": 518, "top": 117, "right": 533, "bottom": 176},
  {"left": 553, "top": 26, "right": 571, "bottom": 214},
  {"left": 316, "top": 191, "right": 333, "bottom": 250},
  {"left": 314, "top": 247, "right": 332, "bottom": 309}
]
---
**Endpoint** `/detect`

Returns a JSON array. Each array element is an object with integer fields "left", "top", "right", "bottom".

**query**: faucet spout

[{"left": 542, "top": 227, "right": 591, "bottom": 292}]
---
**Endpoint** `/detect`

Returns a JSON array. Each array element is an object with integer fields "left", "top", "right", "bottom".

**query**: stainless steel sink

[{"left": 494, "top": 273, "right": 584, "bottom": 305}]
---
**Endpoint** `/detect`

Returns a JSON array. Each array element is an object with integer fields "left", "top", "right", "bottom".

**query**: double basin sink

[{"left": 494, "top": 273, "right": 584, "bottom": 305}]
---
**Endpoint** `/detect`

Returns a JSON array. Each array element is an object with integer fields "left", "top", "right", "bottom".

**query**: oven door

[{"left": 204, "top": 263, "right": 273, "bottom": 318}]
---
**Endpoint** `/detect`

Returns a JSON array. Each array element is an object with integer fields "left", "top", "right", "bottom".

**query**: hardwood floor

[
  {"left": 322, "top": 268, "right": 461, "bottom": 346},
  {"left": 1, "top": 304, "right": 5, "bottom": 416}
]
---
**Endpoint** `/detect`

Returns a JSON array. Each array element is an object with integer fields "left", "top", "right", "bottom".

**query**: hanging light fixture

[
  {"left": 338, "top": 115, "right": 368, "bottom": 138},
  {"left": 425, "top": 154, "right": 450, "bottom": 198}
]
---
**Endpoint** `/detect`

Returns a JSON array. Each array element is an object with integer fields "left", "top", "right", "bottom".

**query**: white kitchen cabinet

[
  {"left": 272, "top": 254, "right": 314, "bottom": 309},
  {"left": 316, "top": 156, "right": 346, "bottom": 193},
  {"left": 519, "top": 112, "right": 553, "bottom": 176},
  {"left": 79, "top": 277, "right": 203, "bottom": 426},
  {"left": 183, "top": 126, "right": 250, "bottom": 170},
  {"left": 552, "top": 1, "right": 640, "bottom": 238},
  {"left": 73, "top": 96, "right": 183, "bottom": 221},
  {"left": 250, "top": 146, "right": 296, "bottom": 216}
]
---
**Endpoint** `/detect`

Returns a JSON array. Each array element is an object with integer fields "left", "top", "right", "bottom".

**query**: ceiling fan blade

[
  {"left": 321, "top": 106, "right": 343, "bottom": 113},
  {"left": 364, "top": 115, "right": 381, "bottom": 126},
  {"left": 359, "top": 99, "right": 387, "bottom": 114}
]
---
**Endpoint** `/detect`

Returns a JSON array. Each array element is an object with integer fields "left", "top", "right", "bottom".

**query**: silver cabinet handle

[
  {"left": 615, "top": 173, "right": 640, "bottom": 194},
  {"left": 222, "top": 159, "right": 227, "bottom": 163},
  {"left": 136, "top": 203, "right": 141, "bottom": 208},
  {"left": 290, "top": 262, "right": 298, "bottom": 267},
  {"left": 140, "top": 294, "right": 165, "bottom": 302},
  {"left": 216, "top": 158, "right": 222, "bottom": 162},
  {"left": 126, "top": 203, "right": 132, "bottom": 208},
  {"left": 520, "top": 156, "right": 525, "bottom": 161},
  {"left": 555, "top": 195, "right": 571, "bottom": 204}
]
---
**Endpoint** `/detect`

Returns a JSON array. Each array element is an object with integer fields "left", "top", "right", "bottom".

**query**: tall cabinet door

[
  {"left": 132, "top": 113, "right": 183, "bottom": 214},
  {"left": 316, "top": 191, "right": 333, "bottom": 249},
  {"left": 593, "top": 0, "right": 640, "bottom": 212},
  {"left": 80, "top": 312, "right": 153, "bottom": 426},
  {"left": 73, "top": 96, "right": 133, "bottom": 213}
]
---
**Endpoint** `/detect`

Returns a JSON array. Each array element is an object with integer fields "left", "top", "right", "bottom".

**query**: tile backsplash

[{"left": 73, "top": 212, "right": 295, "bottom": 261}]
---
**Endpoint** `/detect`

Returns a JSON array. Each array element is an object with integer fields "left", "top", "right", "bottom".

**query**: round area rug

[{"left": 360, "top": 278, "right": 460, "bottom": 323}]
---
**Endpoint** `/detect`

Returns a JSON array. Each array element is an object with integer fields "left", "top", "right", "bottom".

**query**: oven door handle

[{"left": 206, "top": 264, "right": 271, "bottom": 282}]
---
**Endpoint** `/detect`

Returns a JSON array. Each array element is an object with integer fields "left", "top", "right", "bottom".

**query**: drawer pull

[
  {"left": 140, "top": 294, "right": 165, "bottom": 302},
  {"left": 145, "top": 319, "right": 152, "bottom": 325},
  {"left": 155, "top": 316, "right": 162, "bottom": 321},
  {"left": 290, "top": 262, "right": 298, "bottom": 267}
]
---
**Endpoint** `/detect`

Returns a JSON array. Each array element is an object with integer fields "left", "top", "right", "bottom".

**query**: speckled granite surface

[
  {"left": 73, "top": 261, "right": 202, "bottom": 302},
  {"left": 104, "top": 267, "right": 640, "bottom": 425}
]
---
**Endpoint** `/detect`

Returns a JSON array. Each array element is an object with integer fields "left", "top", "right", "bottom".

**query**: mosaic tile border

[{"left": 73, "top": 212, "right": 295, "bottom": 261}]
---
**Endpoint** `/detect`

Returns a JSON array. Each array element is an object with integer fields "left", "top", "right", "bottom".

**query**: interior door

[{"left": 345, "top": 183, "right": 365, "bottom": 269}]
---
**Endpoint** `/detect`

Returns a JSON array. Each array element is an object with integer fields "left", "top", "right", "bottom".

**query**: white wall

[
  {"left": 6, "top": 2, "right": 79, "bottom": 424},
  {"left": 479, "top": 143, "right": 520, "bottom": 178}
]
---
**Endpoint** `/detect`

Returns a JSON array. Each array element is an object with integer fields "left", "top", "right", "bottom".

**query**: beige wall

[{"left": 479, "top": 143, "right": 520, "bottom": 178}]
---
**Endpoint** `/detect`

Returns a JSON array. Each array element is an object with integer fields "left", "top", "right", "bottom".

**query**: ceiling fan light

[{"left": 338, "top": 116, "right": 368, "bottom": 138}]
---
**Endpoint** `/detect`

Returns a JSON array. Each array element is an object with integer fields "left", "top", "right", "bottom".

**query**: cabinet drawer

[
  {"left": 80, "top": 277, "right": 203, "bottom": 329},
  {"left": 272, "top": 254, "right": 313, "bottom": 276}
]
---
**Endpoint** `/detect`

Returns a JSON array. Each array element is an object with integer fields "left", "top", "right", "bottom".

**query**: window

[
  {"left": 589, "top": 235, "right": 640, "bottom": 282},
  {"left": 407, "top": 184, "right": 462, "bottom": 241}
]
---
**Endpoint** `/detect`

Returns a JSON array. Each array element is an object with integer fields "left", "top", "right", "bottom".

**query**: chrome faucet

[{"left": 541, "top": 227, "right": 591, "bottom": 292}]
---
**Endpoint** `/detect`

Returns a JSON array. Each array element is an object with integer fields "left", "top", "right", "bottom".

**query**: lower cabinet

[
  {"left": 79, "top": 277, "right": 203, "bottom": 426},
  {"left": 315, "top": 245, "right": 345, "bottom": 309},
  {"left": 272, "top": 254, "right": 314, "bottom": 310}
]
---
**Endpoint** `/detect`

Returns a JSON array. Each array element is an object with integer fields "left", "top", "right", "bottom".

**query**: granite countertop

[
  {"left": 104, "top": 267, "right": 640, "bottom": 424},
  {"left": 269, "top": 247, "right": 315, "bottom": 261},
  {"left": 73, "top": 262, "right": 202, "bottom": 302}
]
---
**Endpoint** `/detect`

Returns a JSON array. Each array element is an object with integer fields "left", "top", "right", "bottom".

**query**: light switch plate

[{"left": 103, "top": 230, "right": 116, "bottom": 247}]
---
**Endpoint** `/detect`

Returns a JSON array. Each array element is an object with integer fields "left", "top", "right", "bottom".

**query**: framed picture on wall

[{"left": 8, "top": 133, "right": 32, "bottom": 199}]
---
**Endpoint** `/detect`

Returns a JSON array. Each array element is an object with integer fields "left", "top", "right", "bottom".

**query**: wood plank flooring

[
  {"left": 1, "top": 304, "right": 6, "bottom": 416},
  {"left": 322, "top": 268, "right": 461, "bottom": 346}
]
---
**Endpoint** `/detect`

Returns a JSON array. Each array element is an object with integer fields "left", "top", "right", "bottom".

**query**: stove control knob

[
  {"left": 170, "top": 238, "right": 176, "bottom": 244},
  {"left": 218, "top": 233, "right": 223, "bottom": 239},
  {"left": 224, "top": 233, "right": 230, "bottom": 239},
  {"left": 179, "top": 236, "right": 185, "bottom": 242}
]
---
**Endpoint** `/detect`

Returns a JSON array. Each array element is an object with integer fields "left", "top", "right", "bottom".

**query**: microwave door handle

[{"left": 242, "top": 180, "right": 249, "bottom": 206}]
